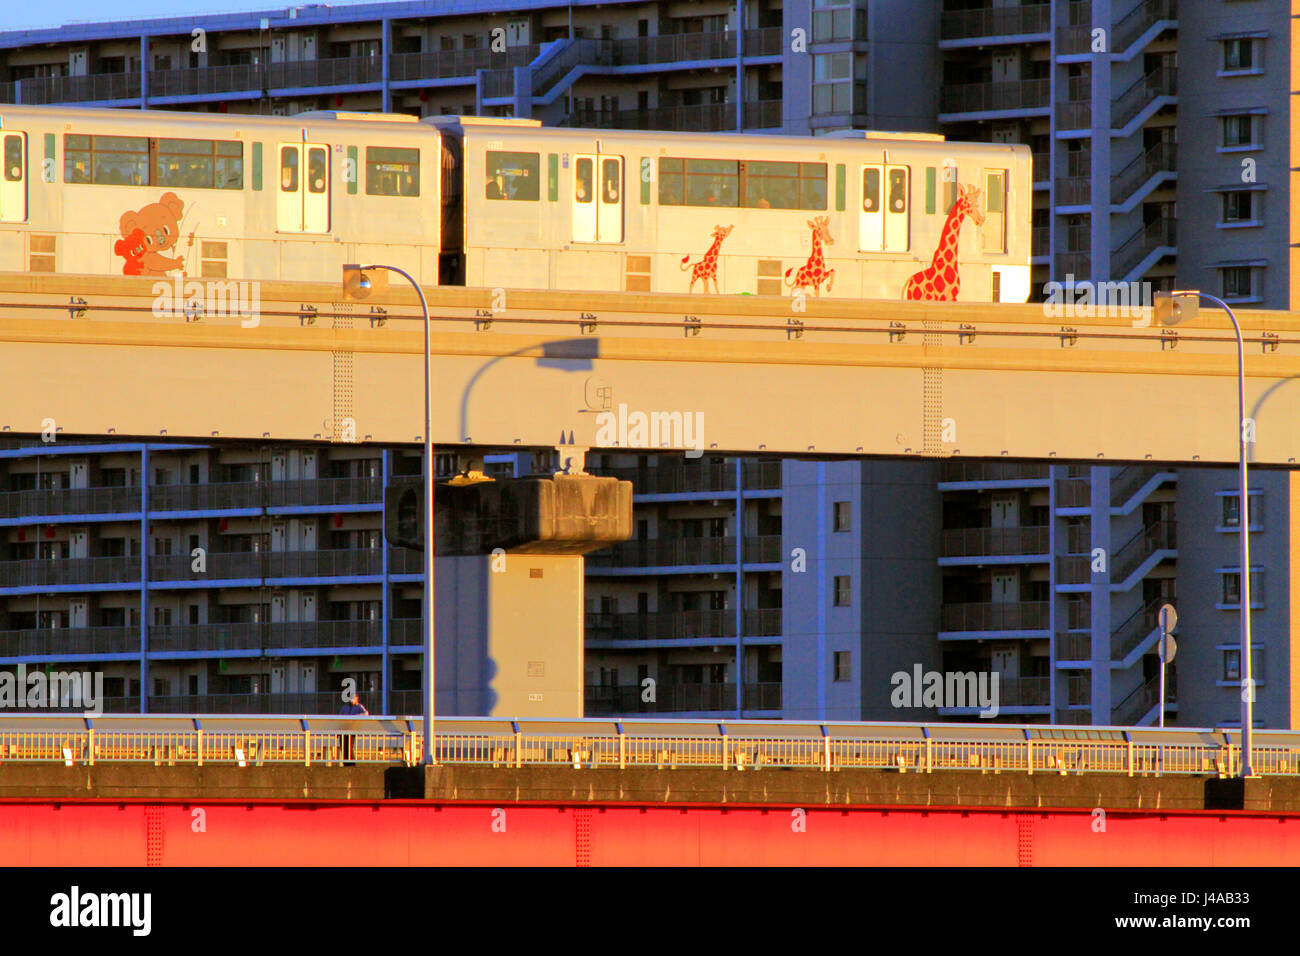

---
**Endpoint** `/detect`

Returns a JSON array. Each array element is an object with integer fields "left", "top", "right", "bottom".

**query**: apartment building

[
  {"left": 0, "top": 438, "right": 1294, "bottom": 728},
  {"left": 1, "top": 0, "right": 1294, "bottom": 304}
]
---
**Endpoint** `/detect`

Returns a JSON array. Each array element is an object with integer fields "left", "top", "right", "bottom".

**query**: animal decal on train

[
  {"left": 784, "top": 216, "right": 834, "bottom": 296},
  {"left": 902, "top": 183, "right": 984, "bottom": 302},
  {"left": 681, "top": 224, "right": 733, "bottom": 293},
  {"left": 114, "top": 192, "right": 196, "bottom": 277}
]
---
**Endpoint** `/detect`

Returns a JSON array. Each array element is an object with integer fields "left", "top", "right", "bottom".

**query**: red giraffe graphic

[
  {"left": 681, "top": 224, "right": 733, "bottom": 293},
  {"left": 784, "top": 215, "right": 835, "bottom": 296},
  {"left": 903, "top": 183, "right": 985, "bottom": 301}
]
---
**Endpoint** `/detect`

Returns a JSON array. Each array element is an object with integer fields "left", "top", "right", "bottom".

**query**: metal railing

[
  {"left": 1056, "top": 99, "right": 1091, "bottom": 131},
  {"left": 940, "top": 78, "right": 1049, "bottom": 114},
  {"left": 1057, "top": 633, "right": 1091, "bottom": 662},
  {"left": 587, "top": 536, "right": 738, "bottom": 568},
  {"left": 586, "top": 682, "right": 740, "bottom": 714},
  {"left": 1114, "top": 217, "right": 1177, "bottom": 279},
  {"left": 149, "top": 476, "right": 381, "bottom": 511},
  {"left": 1110, "top": 599, "right": 1164, "bottom": 662},
  {"left": 941, "top": 3, "right": 1050, "bottom": 40},
  {"left": 593, "top": 461, "right": 735, "bottom": 494},
  {"left": 0, "top": 716, "right": 1284, "bottom": 776},
  {"left": 1032, "top": 227, "right": 1049, "bottom": 257},
  {"left": 1113, "top": 65, "right": 1177, "bottom": 129},
  {"left": 1114, "top": 0, "right": 1177, "bottom": 52},
  {"left": 0, "top": 626, "right": 137, "bottom": 657},
  {"left": 149, "top": 620, "right": 383, "bottom": 653},
  {"left": 568, "top": 103, "right": 739, "bottom": 132},
  {"left": 0, "top": 555, "right": 141, "bottom": 587},
  {"left": 1109, "top": 464, "right": 1167, "bottom": 508},
  {"left": 1056, "top": 175, "right": 1089, "bottom": 206},
  {"left": 939, "top": 461, "right": 1050, "bottom": 483},
  {"left": 1111, "top": 518, "right": 1176, "bottom": 583},
  {"left": 1111, "top": 140, "right": 1176, "bottom": 205},
  {"left": 1113, "top": 672, "right": 1176, "bottom": 726},
  {"left": 147, "top": 547, "right": 383, "bottom": 581},
  {"left": 940, "top": 601, "right": 1049, "bottom": 632},
  {"left": 940, "top": 526, "right": 1049, "bottom": 558},
  {"left": 13, "top": 71, "right": 141, "bottom": 104},
  {"left": 586, "top": 609, "right": 736, "bottom": 641},
  {"left": 0, "top": 485, "right": 140, "bottom": 518}
]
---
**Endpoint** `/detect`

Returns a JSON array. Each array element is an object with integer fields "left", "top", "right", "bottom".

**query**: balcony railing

[
  {"left": 1057, "top": 633, "right": 1091, "bottom": 662},
  {"left": 149, "top": 476, "right": 381, "bottom": 511},
  {"left": 12, "top": 70, "right": 141, "bottom": 104},
  {"left": 742, "top": 461, "right": 782, "bottom": 489},
  {"left": 1067, "top": 673, "right": 1091, "bottom": 706},
  {"left": 149, "top": 692, "right": 345, "bottom": 715},
  {"left": 568, "top": 103, "right": 741, "bottom": 132},
  {"left": 1066, "top": 598, "right": 1090, "bottom": 629},
  {"left": 1031, "top": 151, "right": 1049, "bottom": 184},
  {"left": 593, "top": 461, "right": 735, "bottom": 495},
  {"left": 940, "top": 601, "right": 1049, "bottom": 632},
  {"left": 586, "top": 609, "right": 736, "bottom": 641},
  {"left": 0, "top": 556, "right": 141, "bottom": 587},
  {"left": 1056, "top": 476, "right": 1090, "bottom": 508},
  {"left": 939, "top": 461, "right": 1050, "bottom": 483},
  {"left": 149, "top": 620, "right": 382, "bottom": 653},
  {"left": 940, "top": 78, "right": 1049, "bottom": 114},
  {"left": 1058, "top": 555, "right": 1091, "bottom": 585},
  {"left": 585, "top": 681, "right": 782, "bottom": 715},
  {"left": 587, "top": 536, "right": 737, "bottom": 568},
  {"left": 1032, "top": 227, "right": 1048, "bottom": 257},
  {"left": 1055, "top": 251, "right": 1091, "bottom": 278},
  {"left": 390, "top": 45, "right": 536, "bottom": 82},
  {"left": 941, "top": 3, "right": 1050, "bottom": 41},
  {"left": 1065, "top": 522, "right": 1090, "bottom": 555},
  {"left": 1056, "top": 175, "right": 1089, "bottom": 206},
  {"left": 0, "top": 626, "right": 137, "bottom": 657},
  {"left": 741, "top": 27, "right": 784, "bottom": 57},
  {"left": 1056, "top": 99, "right": 1091, "bottom": 131},
  {"left": 995, "top": 676, "right": 1050, "bottom": 708},
  {"left": 148, "top": 548, "right": 383, "bottom": 581},
  {"left": 0, "top": 485, "right": 140, "bottom": 518},
  {"left": 743, "top": 536, "right": 781, "bottom": 564},
  {"left": 940, "top": 526, "right": 1049, "bottom": 558}
]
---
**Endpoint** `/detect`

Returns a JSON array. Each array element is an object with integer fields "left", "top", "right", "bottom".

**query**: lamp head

[
  {"left": 358, "top": 273, "right": 371, "bottom": 291},
  {"left": 1153, "top": 290, "right": 1201, "bottom": 327}
]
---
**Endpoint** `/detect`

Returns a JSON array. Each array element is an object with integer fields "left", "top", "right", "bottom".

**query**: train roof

[{"left": 0, "top": 104, "right": 1030, "bottom": 158}]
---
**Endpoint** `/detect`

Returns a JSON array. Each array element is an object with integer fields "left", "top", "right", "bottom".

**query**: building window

[
  {"left": 1222, "top": 648, "right": 1264, "bottom": 684},
  {"left": 1222, "top": 114, "right": 1256, "bottom": 148},
  {"left": 1220, "top": 491, "right": 1262, "bottom": 529},
  {"left": 1222, "top": 191, "right": 1254, "bottom": 223},
  {"left": 813, "top": 53, "right": 866, "bottom": 115},
  {"left": 833, "top": 575, "right": 852, "bottom": 606},
  {"left": 1222, "top": 266, "right": 1253, "bottom": 298},
  {"left": 833, "top": 651, "right": 852, "bottom": 681},
  {"left": 813, "top": 0, "right": 866, "bottom": 42},
  {"left": 1220, "top": 570, "right": 1264, "bottom": 608},
  {"left": 1223, "top": 38, "right": 1256, "bottom": 71},
  {"left": 833, "top": 501, "right": 851, "bottom": 532}
]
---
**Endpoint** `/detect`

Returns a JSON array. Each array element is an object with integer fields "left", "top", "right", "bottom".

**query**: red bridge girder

[{"left": 2, "top": 800, "right": 1298, "bottom": 866}]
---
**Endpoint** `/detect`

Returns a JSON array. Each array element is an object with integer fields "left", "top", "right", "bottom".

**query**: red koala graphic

[
  {"left": 118, "top": 192, "right": 186, "bottom": 277},
  {"left": 113, "top": 228, "right": 148, "bottom": 276}
]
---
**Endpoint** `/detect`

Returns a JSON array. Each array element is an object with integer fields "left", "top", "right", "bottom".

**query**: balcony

[
  {"left": 390, "top": 45, "right": 536, "bottom": 83},
  {"left": 1067, "top": 673, "right": 1091, "bottom": 706},
  {"left": 1056, "top": 476, "right": 1090, "bottom": 508},
  {"left": 995, "top": 676, "right": 1050, "bottom": 708},
  {"left": 940, "top": 526, "right": 1049, "bottom": 558},
  {"left": 1056, "top": 0, "right": 1093, "bottom": 55},
  {"left": 0, "top": 485, "right": 139, "bottom": 518},
  {"left": 744, "top": 100, "right": 783, "bottom": 129},
  {"left": 593, "top": 461, "right": 735, "bottom": 495},
  {"left": 742, "top": 461, "right": 782, "bottom": 490},
  {"left": 743, "top": 535, "right": 781, "bottom": 564},
  {"left": 1031, "top": 151, "right": 1049, "bottom": 185},
  {"left": 149, "top": 692, "right": 346, "bottom": 715},
  {"left": 587, "top": 536, "right": 737, "bottom": 569},
  {"left": 940, "top": 601, "right": 1049, "bottom": 632},
  {"left": 148, "top": 548, "right": 383, "bottom": 581},
  {"left": 9, "top": 70, "right": 141, "bottom": 104},
  {"left": 568, "top": 103, "right": 743, "bottom": 133},
  {"left": 940, "top": 78, "right": 1049, "bottom": 116},
  {"left": 1057, "top": 632, "right": 1091, "bottom": 662},
  {"left": 939, "top": 461, "right": 1050, "bottom": 484},
  {"left": 0, "top": 626, "right": 137, "bottom": 657},
  {"left": 0, "top": 556, "right": 141, "bottom": 588},
  {"left": 941, "top": 3, "right": 1050, "bottom": 42},
  {"left": 149, "top": 620, "right": 382, "bottom": 653},
  {"left": 1056, "top": 175, "right": 1089, "bottom": 207},
  {"left": 586, "top": 609, "right": 736, "bottom": 641},
  {"left": 149, "top": 476, "right": 382, "bottom": 511},
  {"left": 585, "top": 681, "right": 780, "bottom": 715}
]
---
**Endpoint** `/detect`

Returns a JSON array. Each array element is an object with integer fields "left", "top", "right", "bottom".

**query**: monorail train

[{"left": 0, "top": 104, "right": 1031, "bottom": 301}]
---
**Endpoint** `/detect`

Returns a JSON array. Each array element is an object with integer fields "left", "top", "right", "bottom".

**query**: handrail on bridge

[{"left": 0, "top": 715, "right": 1289, "bottom": 778}]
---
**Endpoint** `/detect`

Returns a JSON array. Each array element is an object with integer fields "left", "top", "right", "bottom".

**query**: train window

[
  {"left": 602, "top": 159, "right": 620, "bottom": 203},
  {"left": 4, "top": 136, "right": 21, "bottom": 182},
  {"left": 743, "top": 161, "right": 826, "bottom": 210},
  {"left": 65, "top": 134, "right": 242, "bottom": 188},
  {"left": 862, "top": 167, "right": 880, "bottom": 212},
  {"left": 280, "top": 147, "right": 299, "bottom": 192},
  {"left": 887, "top": 167, "right": 907, "bottom": 213},
  {"left": 485, "top": 150, "right": 539, "bottom": 201},
  {"left": 155, "top": 138, "right": 243, "bottom": 190},
  {"left": 574, "top": 157, "right": 593, "bottom": 203},
  {"left": 983, "top": 168, "right": 1006, "bottom": 254},
  {"left": 365, "top": 146, "right": 419, "bottom": 197},
  {"left": 686, "top": 159, "right": 738, "bottom": 206},
  {"left": 308, "top": 147, "right": 328, "bottom": 194}
]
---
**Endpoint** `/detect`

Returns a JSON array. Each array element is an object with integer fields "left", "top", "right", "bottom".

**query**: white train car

[
  {"left": 442, "top": 117, "right": 1031, "bottom": 302},
  {"left": 0, "top": 105, "right": 1031, "bottom": 302}
]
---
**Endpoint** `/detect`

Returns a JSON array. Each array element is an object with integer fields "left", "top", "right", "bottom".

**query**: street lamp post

[
  {"left": 1154, "top": 290, "right": 1253, "bottom": 777},
  {"left": 344, "top": 263, "right": 436, "bottom": 766}
]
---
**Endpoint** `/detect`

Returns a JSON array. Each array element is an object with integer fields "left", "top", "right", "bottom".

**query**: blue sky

[{"left": 0, "top": 0, "right": 383, "bottom": 32}]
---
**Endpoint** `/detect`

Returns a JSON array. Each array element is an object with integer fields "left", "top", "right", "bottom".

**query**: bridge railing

[{"left": 0, "top": 716, "right": 1294, "bottom": 776}]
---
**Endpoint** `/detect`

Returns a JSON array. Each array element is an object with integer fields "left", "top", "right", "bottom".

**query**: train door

[
  {"left": 572, "top": 152, "right": 623, "bottom": 243},
  {"left": 859, "top": 165, "right": 883, "bottom": 252},
  {"left": 0, "top": 131, "right": 28, "bottom": 223},
  {"left": 277, "top": 142, "right": 330, "bottom": 233},
  {"left": 883, "top": 165, "right": 909, "bottom": 251}
]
